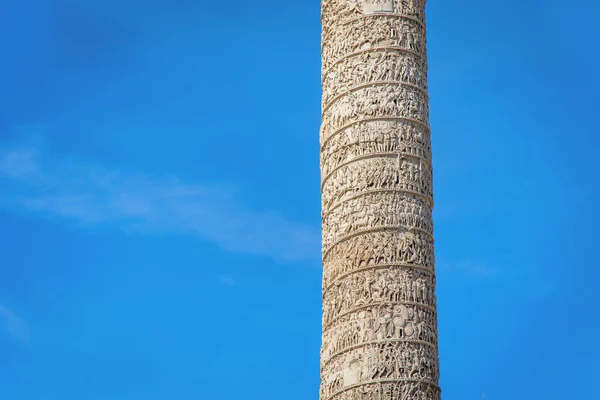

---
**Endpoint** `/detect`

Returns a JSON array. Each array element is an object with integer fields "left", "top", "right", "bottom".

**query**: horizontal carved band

[
  {"left": 323, "top": 195, "right": 433, "bottom": 251},
  {"left": 323, "top": 300, "right": 437, "bottom": 332},
  {"left": 322, "top": 0, "right": 426, "bottom": 32},
  {"left": 324, "top": 264, "right": 435, "bottom": 296},
  {"left": 321, "top": 157, "right": 433, "bottom": 217},
  {"left": 322, "top": 13, "right": 426, "bottom": 43},
  {"left": 321, "top": 120, "right": 431, "bottom": 165},
  {"left": 321, "top": 116, "right": 430, "bottom": 147},
  {"left": 322, "top": 341, "right": 439, "bottom": 386},
  {"left": 323, "top": 48, "right": 427, "bottom": 90},
  {"left": 322, "top": 337, "right": 437, "bottom": 368},
  {"left": 323, "top": 81, "right": 429, "bottom": 115},
  {"left": 321, "top": 151, "right": 432, "bottom": 187},
  {"left": 322, "top": 190, "right": 433, "bottom": 222},
  {"left": 321, "top": 119, "right": 431, "bottom": 174},
  {"left": 323, "top": 189, "right": 433, "bottom": 220},
  {"left": 322, "top": 15, "right": 426, "bottom": 69},
  {"left": 323, "top": 45, "right": 423, "bottom": 77},
  {"left": 323, "top": 227, "right": 434, "bottom": 272},
  {"left": 322, "top": 84, "right": 429, "bottom": 134},
  {"left": 324, "top": 378, "right": 439, "bottom": 400},
  {"left": 322, "top": 269, "right": 438, "bottom": 344},
  {"left": 323, "top": 226, "right": 434, "bottom": 260}
]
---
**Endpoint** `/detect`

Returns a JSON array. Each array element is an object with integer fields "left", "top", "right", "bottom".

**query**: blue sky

[{"left": 1, "top": 0, "right": 599, "bottom": 399}]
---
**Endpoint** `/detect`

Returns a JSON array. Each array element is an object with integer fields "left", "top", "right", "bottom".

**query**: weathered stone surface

[{"left": 320, "top": 1, "right": 440, "bottom": 399}]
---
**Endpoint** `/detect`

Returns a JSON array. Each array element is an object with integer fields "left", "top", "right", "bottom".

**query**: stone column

[{"left": 320, "top": 1, "right": 440, "bottom": 399}]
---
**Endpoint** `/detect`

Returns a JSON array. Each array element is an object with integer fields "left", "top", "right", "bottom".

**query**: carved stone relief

[
  {"left": 322, "top": 268, "right": 437, "bottom": 328},
  {"left": 321, "top": 157, "right": 433, "bottom": 217},
  {"left": 321, "top": 1, "right": 427, "bottom": 42},
  {"left": 322, "top": 229, "right": 435, "bottom": 290},
  {"left": 322, "top": 197, "right": 433, "bottom": 252},
  {"left": 320, "top": 0, "right": 439, "bottom": 399},
  {"left": 320, "top": 85, "right": 430, "bottom": 138},
  {"left": 322, "top": 303, "right": 439, "bottom": 360},
  {"left": 322, "top": 15, "right": 426, "bottom": 70},
  {"left": 322, "top": 51, "right": 428, "bottom": 107},
  {"left": 320, "top": 120, "right": 431, "bottom": 179}
]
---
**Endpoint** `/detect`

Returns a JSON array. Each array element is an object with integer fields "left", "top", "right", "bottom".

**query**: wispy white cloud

[
  {"left": 218, "top": 275, "right": 237, "bottom": 286},
  {"left": 0, "top": 304, "right": 30, "bottom": 343},
  {"left": 0, "top": 146, "right": 40, "bottom": 180},
  {"left": 0, "top": 138, "right": 320, "bottom": 262}
]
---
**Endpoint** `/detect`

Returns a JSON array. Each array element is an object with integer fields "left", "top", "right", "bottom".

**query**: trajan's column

[{"left": 320, "top": 1, "right": 440, "bottom": 400}]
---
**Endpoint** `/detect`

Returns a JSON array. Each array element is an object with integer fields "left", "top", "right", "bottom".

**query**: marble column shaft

[{"left": 320, "top": 1, "right": 441, "bottom": 399}]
